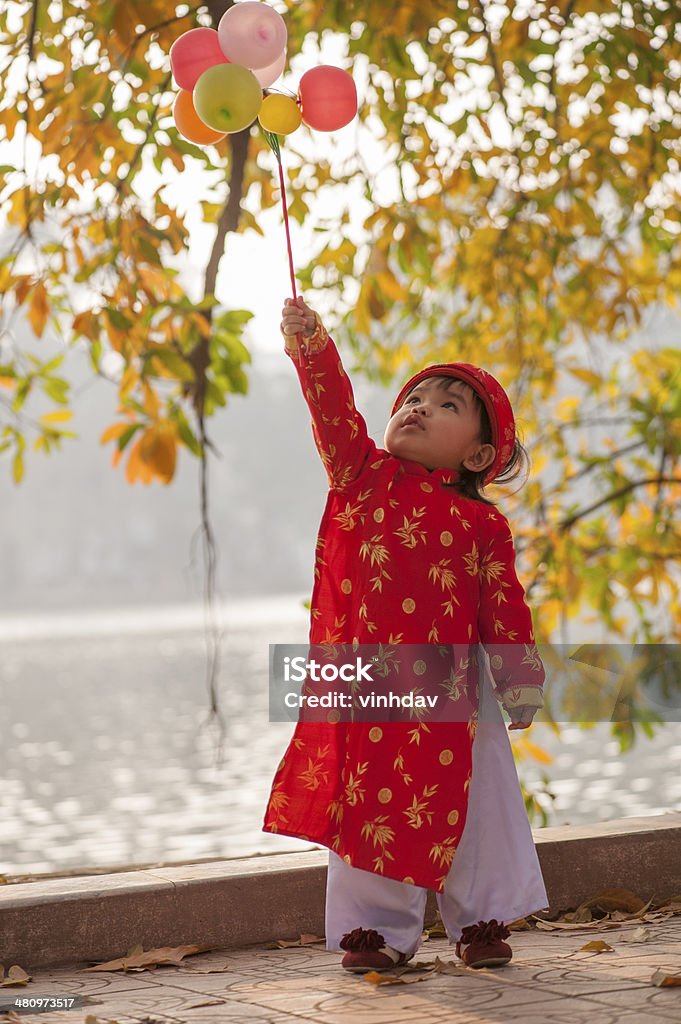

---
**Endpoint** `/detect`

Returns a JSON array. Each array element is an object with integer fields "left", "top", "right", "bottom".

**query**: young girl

[{"left": 263, "top": 297, "right": 548, "bottom": 972}]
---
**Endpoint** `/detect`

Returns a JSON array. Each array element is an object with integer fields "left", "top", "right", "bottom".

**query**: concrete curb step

[{"left": 2, "top": 812, "right": 680, "bottom": 970}]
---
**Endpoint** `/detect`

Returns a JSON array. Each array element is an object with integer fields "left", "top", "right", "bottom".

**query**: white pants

[{"left": 325, "top": 670, "right": 549, "bottom": 953}]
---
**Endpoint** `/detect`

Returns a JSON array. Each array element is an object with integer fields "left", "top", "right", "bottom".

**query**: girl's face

[{"left": 384, "top": 376, "right": 496, "bottom": 475}]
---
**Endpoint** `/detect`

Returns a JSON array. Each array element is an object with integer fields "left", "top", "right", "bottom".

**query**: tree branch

[{"left": 560, "top": 476, "right": 681, "bottom": 532}]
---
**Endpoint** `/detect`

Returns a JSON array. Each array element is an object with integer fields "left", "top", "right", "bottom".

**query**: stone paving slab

[{"left": 2, "top": 916, "right": 681, "bottom": 1024}]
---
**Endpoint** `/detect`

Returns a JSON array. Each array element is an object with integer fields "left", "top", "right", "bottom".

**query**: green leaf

[
  {"left": 149, "top": 349, "right": 195, "bottom": 382},
  {"left": 175, "top": 410, "right": 202, "bottom": 457}
]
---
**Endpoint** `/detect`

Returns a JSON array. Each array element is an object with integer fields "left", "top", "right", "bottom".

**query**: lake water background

[{"left": 2, "top": 596, "right": 681, "bottom": 877}]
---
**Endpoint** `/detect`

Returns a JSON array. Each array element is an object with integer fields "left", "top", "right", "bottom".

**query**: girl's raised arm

[
  {"left": 476, "top": 509, "right": 545, "bottom": 713},
  {"left": 280, "top": 297, "right": 377, "bottom": 490}
]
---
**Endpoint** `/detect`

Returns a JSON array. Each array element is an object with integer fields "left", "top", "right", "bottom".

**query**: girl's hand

[
  {"left": 507, "top": 705, "right": 537, "bottom": 730},
  {"left": 280, "top": 296, "right": 318, "bottom": 340}
]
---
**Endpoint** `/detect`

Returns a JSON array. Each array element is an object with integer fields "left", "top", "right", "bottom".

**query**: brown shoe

[
  {"left": 455, "top": 919, "right": 512, "bottom": 968},
  {"left": 339, "top": 926, "right": 413, "bottom": 973}
]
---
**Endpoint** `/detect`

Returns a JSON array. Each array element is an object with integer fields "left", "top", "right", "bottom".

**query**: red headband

[{"left": 391, "top": 363, "right": 516, "bottom": 484}]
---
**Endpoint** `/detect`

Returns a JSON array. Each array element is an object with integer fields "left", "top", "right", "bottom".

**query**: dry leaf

[
  {"left": 263, "top": 933, "right": 325, "bottom": 949},
  {"left": 0, "top": 965, "right": 32, "bottom": 987},
  {"left": 563, "top": 907, "right": 593, "bottom": 924},
  {"left": 534, "top": 917, "right": 621, "bottom": 932},
  {"left": 619, "top": 927, "right": 652, "bottom": 943},
  {"left": 507, "top": 917, "right": 531, "bottom": 931},
  {"left": 578, "top": 888, "right": 645, "bottom": 915},
  {"left": 428, "top": 956, "right": 472, "bottom": 976},
  {"left": 185, "top": 998, "right": 226, "bottom": 1009},
  {"left": 82, "top": 943, "right": 214, "bottom": 973},
  {"left": 652, "top": 899, "right": 681, "bottom": 916},
  {"left": 363, "top": 970, "right": 402, "bottom": 985},
  {"left": 579, "top": 940, "right": 614, "bottom": 952},
  {"left": 177, "top": 961, "right": 232, "bottom": 974},
  {"left": 2, "top": 1013, "right": 23, "bottom": 1023},
  {"left": 362, "top": 969, "right": 431, "bottom": 986},
  {"left": 651, "top": 969, "right": 681, "bottom": 987}
]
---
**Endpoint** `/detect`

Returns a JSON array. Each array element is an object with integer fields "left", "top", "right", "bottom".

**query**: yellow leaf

[
  {"left": 100, "top": 421, "right": 133, "bottom": 445},
  {"left": 376, "top": 271, "right": 408, "bottom": 302},
  {"left": 567, "top": 367, "right": 603, "bottom": 387},
  {"left": 28, "top": 281, "right": 49, "bottom": 337},
  {"left": 125, "top": 435, "right": 154, "bottom": 485},
  {"left": 141, "top": 381, "right": 160, "bottom": 418},
  {"left": 139, "top": 423, "right": 177, "bottom": 484},
  {"left": 40, "top": 409, "right": 73, "bottom": 425},
  {"left": 120, "top": 365, "right": 138, "bottom": 399},
  {"left": 511, "top": 737, "right": 554, "bottom": 765},
  {"left": 579, "top": 940, "right": 614, "bottom": 952},
  {"left": 73, "top": 311, "right": 97, "bottom": 337}
]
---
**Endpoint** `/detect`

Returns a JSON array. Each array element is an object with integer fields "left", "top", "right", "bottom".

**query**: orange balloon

[{"left": 173, "top": 89, "right": 226, "bottom": 145}]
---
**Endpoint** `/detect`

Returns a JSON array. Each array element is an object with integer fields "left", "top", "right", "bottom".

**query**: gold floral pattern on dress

[
  {"left": 439, "top": 658, "right": 471, "bottom": 703},
  {"left": 298, "top": 745, "right": 331, "bottom": 791},
  {"left": 462, "top": 541, "right": 479, "bottom": 577},
  {"left": 358, "top": 596, "right": 377, "bottom": 634},
  {"left": 429, "top": 835, "right": 458, "bottom": 869},
  {"left": 344, "top": 761, "right": 369, "bottom": 805},
  {"left": 403, "top": 785, "right": 438, "bottom": 829},
  {"left": 428, "top": 559, "right": 461, "bottom": 617},
  {"left": 361, "top": 815, "right": 396, "bottom": 874},
  {"left": 449, "top": 502, "right": 472, "bottom": 531},
  {"left": 394, "top": 506, "right": 427, "bottom": 548},
  {"left": 359, "top": 533, "right": 392, "bottom": 592}
]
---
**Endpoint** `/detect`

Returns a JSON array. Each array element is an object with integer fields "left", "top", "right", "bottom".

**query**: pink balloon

[
  {"left": 298, "top": 66, "right": 358, "bottom": 132},
  {"left": 253, "top": 48, "right": 286, "bottom": 89},
  {"left": 218, "top": 2, "right": 287, "bottom": 70},
  {"left": 170, "top": 28, "right": 228, "bottom": 91}
]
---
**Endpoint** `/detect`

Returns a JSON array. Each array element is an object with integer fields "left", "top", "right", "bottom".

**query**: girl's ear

[{"left": 463, "top": 444, "right": 496, "bottom": 473}]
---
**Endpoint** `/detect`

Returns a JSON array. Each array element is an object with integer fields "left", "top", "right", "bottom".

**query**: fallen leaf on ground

[
  {"left": 177, "top": 961, "right": 232, "bottom": 974},
  {"left": 81, "top": 943, "right": 215, "bottom": 972},
  {"left": 651, "top": 969, "right": 681, "bottom": 987},
  {"left": 533, "top": 918, "right": 621, "bottom": 932},
  {"left": 507, "top": 917, "right": 531, "bottom": 931},
  {"left": 185, "top": 998, "right": 227, "bottom": 1009},
  {"left": 429, "top": 956, "right": 476, "bottom": 976},
  {"left": 619, "top": 927, "right": 653, "bottom": 943},
  {"left": 579, "top": 940, "right": 615, "bottom": 952},
  {"left": 0, "top": 965, "right": 31, "bottom": 987},
  {"left": 577, "top": 888, "right": 645, "bottom": 915},
  {"left": 652, "top": 899, "right": 681, "bottom": 916},
  {"left": 362, "top": 968, "right": 435, "bottom": 985},
  {"left": 262, "top": 934, "right": 325, "bottom": 949},
  {"left": 1, "top": 1012, "right": 23, "bottom": 1023}
]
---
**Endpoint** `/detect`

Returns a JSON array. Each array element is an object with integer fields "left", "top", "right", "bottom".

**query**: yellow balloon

[{"left": 258, "top": 94, "right": 302, "bottom": 135}]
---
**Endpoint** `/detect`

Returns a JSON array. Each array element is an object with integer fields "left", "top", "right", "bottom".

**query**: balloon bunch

[
  {"left": 170, "top": 1, "right": 357, "bottom": 144},
  {"left": 168, "top": 2, "right": 358, "bottom": 309}
]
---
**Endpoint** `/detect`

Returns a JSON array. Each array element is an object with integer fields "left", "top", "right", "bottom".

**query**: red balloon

[
  {"left": 298, "top": 65, "right": 357, "bottom": 132},
  {"left": 170, "top": 28, "right": 228, "bottom": 91}
]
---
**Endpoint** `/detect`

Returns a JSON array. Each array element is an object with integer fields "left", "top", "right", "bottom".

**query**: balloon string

[{"left": 277, "top": 154, "right": 297, "bottom": 301}]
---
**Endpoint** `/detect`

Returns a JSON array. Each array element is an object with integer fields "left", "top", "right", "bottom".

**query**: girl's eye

[
  {"left": 405, "top": 395, "right": 420, "bottom": 404},
  {"left": 443, "top": 401, "right": 458, "bottom": 410}
]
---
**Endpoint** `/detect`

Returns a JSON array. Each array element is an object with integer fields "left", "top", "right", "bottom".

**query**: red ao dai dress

[{"left": 263, "top": 331, "right": 545, "bottom": 894}]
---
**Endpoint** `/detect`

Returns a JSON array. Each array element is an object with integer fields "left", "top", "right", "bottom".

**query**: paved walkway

[{"left": 2, "top": 916, "right": 680, "bottom": 1023}]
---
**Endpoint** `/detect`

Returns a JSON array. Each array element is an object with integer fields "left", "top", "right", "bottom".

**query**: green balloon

[{"left": 193, "top": 63, "right": 263, "bottom": 134}]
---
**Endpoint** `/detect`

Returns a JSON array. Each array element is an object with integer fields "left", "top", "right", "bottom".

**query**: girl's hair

[{"left": 403, "top": 376, "right": 530, "bottom": 506}]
